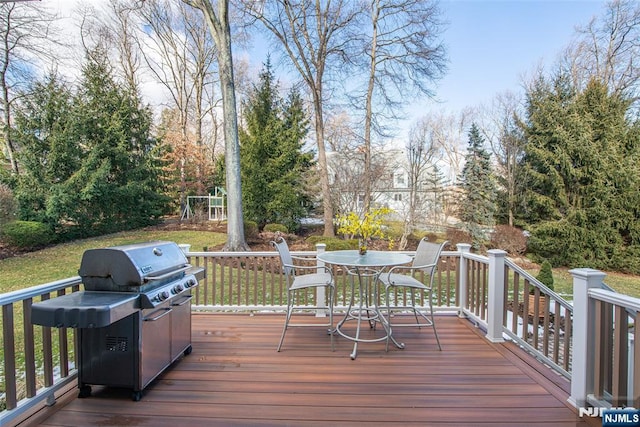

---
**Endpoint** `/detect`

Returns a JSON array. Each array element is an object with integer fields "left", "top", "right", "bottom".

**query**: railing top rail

[
  {"left": 589, "top": 288, "right": 640, "bottom": 312},
  {"left": 0, "top": 276, "right": 82, "bottom": 306},
  {"left": 185, "top": 249, "right": 457, "bottom": 258},
  {"left": 0, "top": 250, "right": 463, "bottom": 305},
  {"left": 504, "top": 258, "right": 573, "bottom": 310},
  {"left": 460, "top": 251, "right": 488, "bottom": 263}
]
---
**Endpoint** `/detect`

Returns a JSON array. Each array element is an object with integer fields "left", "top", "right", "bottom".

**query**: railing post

[
  {"left": 486, "top": 249, "right": 507, "bottom": 343},
  {"left": 315, "top": 243, "right": 327, "bottom": 317},
  {"left": 457, "top": 243, "right": 471, "bottom": 318},
  {"left": 568, "top": 268, "right": 606, "bottom": 409}
]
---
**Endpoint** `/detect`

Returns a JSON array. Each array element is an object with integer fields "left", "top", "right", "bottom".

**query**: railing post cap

[
  {"left": 315, "top": 243, "right": 326, "bottom": 249},
  {"left": 457, "top": 243, "right": 472, "bottom": 252},
  {"left": 487, "top": 249, "right": 507, "bottom": 257},
  {"left": 568, "top": 268, "right": 607, "bottom": 280}
]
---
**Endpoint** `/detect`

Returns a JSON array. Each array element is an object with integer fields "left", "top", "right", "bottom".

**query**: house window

[{"left": 394, "top": 194, "right": 402, "bottom": 202}]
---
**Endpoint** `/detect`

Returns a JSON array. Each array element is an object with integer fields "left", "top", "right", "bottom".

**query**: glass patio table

[{"left": 317, "top": 250, "right": 412, "bottom": 359}]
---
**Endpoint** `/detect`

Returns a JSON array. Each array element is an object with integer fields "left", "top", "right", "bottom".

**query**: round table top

[{"left": 317, "top": 250, "right": 412, "bottom": 268}]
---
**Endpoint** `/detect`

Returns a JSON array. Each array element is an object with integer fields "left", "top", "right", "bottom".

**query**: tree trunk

[
  {"left": 362, "top": 0, "right": 381, "bottom": 214},
  {"left": 0, "top": 69, "right": 18, "bottom": 174},
  {"left": 313, "top": 91, "right": 334, "bottom": 237},
  {"left": 216, "top": 14, "right": 248, "bottom": 251},
  {"left": 186, "top": 0, "right": 248, "bottom": 250}
]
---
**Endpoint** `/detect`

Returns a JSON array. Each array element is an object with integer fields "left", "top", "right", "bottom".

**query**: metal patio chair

[
  {"left": 378, "top": 238, "right": 448, "bottom": 351},
  {"left": 271, "top": 236, "right": 335, "bottom": 351}
]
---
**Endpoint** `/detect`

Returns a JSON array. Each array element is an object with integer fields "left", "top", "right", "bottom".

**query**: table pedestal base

[{"left": 335, "top": 268, "right": 404, "bottom": 359}]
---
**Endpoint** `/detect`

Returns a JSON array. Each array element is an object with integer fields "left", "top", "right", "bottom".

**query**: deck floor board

[{"left": 23, "top": 313, "right": 596, "bottom": 426}]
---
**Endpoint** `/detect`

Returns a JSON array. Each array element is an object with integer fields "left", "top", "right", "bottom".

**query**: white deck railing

[
  {"left": 569, "top": 269, "right": 639, "bottom": 414},
  {"left": 0, "top": 243, "right": 636, "bottom": 425}
]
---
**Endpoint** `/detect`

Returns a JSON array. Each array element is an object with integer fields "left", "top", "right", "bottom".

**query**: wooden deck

[{"left": 22, "top": 313, "right": 596, "bottom": 426}]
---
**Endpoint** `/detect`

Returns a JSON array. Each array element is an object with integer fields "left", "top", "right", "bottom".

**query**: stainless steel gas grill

[{"left": 31, "top": 241, "right": 204, "bottom": 401}]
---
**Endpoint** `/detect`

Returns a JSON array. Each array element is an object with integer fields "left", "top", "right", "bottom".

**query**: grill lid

[{"left": 79, "top": 241, "right": 189, "bottom": 291}]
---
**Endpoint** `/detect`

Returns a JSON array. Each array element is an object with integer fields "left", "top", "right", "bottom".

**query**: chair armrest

[
  {"left": 385, "top": 262, "right": 437, "bottom": 281},
  {"left": 281, "top": 261, "right": 333, "bottom": 276}
]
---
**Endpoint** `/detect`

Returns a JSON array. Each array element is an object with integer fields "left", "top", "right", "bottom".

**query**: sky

[
  {"left": 429, "top": 0, "right": 607, "bottom": 113},
  {"left": 49, "top": 0, "right": 609, "bottom": 117}
]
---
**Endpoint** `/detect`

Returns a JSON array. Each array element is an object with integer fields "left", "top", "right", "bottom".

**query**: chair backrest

[
  {"left": 413, "top": 238, "right": 449, "bottom": 275},
  {"left": 271, "top": 236, "right": 294, "bottom": 277}
]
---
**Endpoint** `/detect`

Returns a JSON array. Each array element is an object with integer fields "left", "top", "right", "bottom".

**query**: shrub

[
  {"left": 244, "top": 220, "right": 259, "bottom": 239},
  {"left": 264, "top": 223, "right": 288, "bottom": 234},
  {"left": 535, "top": 260, "right": 554, "bottom": 292},
  {"left": 1, "top": 220, "right": 54, "bottom": 249},
  {"left": 421, "top": 232, "right": 441, "bottom": 243},
  {"left": 306, "top": 236, "right": 356, "bottom": 251},
  {"left": 0, "top": 183, "right": 16, "bottom": 226},
  {"left": 445, "top": 227, "right": 472, "bottom": 250},
  {"left": 384, "top": 221, "right": 404, "bottom": 240},
  {"left": 489, "top": 224, "right": 528, "bottom": 255}
]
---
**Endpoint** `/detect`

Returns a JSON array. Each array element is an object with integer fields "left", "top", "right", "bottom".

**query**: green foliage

[
  {"left": 244, "top": 220, "right": 259, "bottom": 238},
  {"left": 458, "top": 123, "right": 497, "bottom": 249},
  {"left": 12, "top": 52, "right": 169, "bottom": 240},
  {"left": 239, "top": 61, "right": 314, "bottom": 233},
  {"left": 535, "top": 260, "right": 554, "bottom": 292},
  {"left": 1, "top": 220, "right": 54, "bottom": 249},
  {"left": 519, "top": 75, "right": 640, "bottom": 273},
  {"left": 0, "top": 183, "right": 16, "bottom": 226},
  {"left": 264, "top": 223, "right": 288, "bottom": 233},
  {"left": 306, "top": 236, "right": 357, "bottom": 251}
]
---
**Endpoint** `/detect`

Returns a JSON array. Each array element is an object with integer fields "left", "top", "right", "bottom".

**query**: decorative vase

[{"left": 358, "top": 239, "right": 367, "bottom": 255}]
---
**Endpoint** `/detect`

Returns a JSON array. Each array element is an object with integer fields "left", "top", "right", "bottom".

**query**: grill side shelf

[{"left": 31, "top": 292, "right": 139, "bottom": 328}]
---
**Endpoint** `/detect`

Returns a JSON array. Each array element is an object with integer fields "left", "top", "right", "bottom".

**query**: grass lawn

[
  {"left": 0, "top": 229, "right": 227, "bottom": 294},
  {"left": 1, "top": 228, "right": 639, "bottom": 299},
  {"left": 546, "top": 267, "right": 640, "bottom": 299}
]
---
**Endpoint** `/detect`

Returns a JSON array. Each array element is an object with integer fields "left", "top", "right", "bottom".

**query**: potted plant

[
  {"left": 335, "top": 207, "right": 391, "bottom": 255},
  {"left": 528, "top": 260, "right": 554, "bottom": 318}
]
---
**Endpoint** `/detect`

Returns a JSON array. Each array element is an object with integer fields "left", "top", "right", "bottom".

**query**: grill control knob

[
  {"left": 157, "top": 291, "right": 170, "bottom": 301},
  {"left": 186, "top": 278, "right": 197, "bottom": 288},
  {"left": 173, "top": 284, "right": 184, "bottom": 294}
]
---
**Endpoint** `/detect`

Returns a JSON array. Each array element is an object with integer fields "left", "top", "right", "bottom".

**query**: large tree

[
  {"left": 564, "top": 0, "right": 640, "bottom": 106},
  {"left": 136, "top": 0, "right": 219, "bottom": 198},
  {"left": 245, "top": 0, "right": 363, "bottom": 237},
  {"left": 239, "top": 62, "right": 313, "bottom": 232},
  {"left": 520, "top": 74, "right": 640, "bottom": 272},
  {"left": 358, "top": 0, "right": 446, "bottom": 212},
  {"left": 0, "top": 1, "right": 59, "bottom": 175},
  {"left": 458, "top": 123, "right": 497, "bottom": 249},
  {"left": 400, "top": 117, "right": 445, "bottom": 249},
  {"left": 182, "top": 0, "right": 247, "bottom": 250},
  {"left": 13, "top": 52, "right": 168, "bottom": 237},
  {"left": 478, "top": 91, "right": 526, "bottom": 227}
]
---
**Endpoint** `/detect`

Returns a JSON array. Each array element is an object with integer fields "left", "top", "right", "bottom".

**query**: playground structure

[{"left": 181, "top": 187, "right": 227, "bottom": 221}]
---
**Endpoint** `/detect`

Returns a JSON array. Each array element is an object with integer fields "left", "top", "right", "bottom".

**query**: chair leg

[
  {"left": 385, "top": 287, "right": 392, "bottom": 352},
  {"left": 328, "top": 286, "right": 335, "bottom": 351},
  {"left": 428, "top": 293, "right": 442, "bottom": 351},
  {"left": 410, "top": 288, "right": 421, "bottom": 327},
  {"left": 277, "top": 290, "right": 294, "bottom": 352}
]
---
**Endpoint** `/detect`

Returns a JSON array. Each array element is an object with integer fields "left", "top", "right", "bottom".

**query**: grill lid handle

[{"left": 144, "top": 264, "right": 192, "bottom": 282}]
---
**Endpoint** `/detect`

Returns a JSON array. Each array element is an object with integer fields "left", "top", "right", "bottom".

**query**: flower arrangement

[{"left": 335, "top": 207, "right": 392, "bottom": 254}]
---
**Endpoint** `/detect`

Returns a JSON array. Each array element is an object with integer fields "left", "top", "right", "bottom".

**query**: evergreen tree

[
  {"left": 458, "top": 123, "right": 497, "bottom": 249},
  {"left": 239, "top": 61, "right": 313, "bottom": 232},
  {"left": 13, "top": 51, "right": 169, "bottom": 238},
  {"left": 13, "top": 73, "right": 76, "bottom": 225},
  {"left": 519, "top": 74, "right": 640, "bottom": 272}
]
